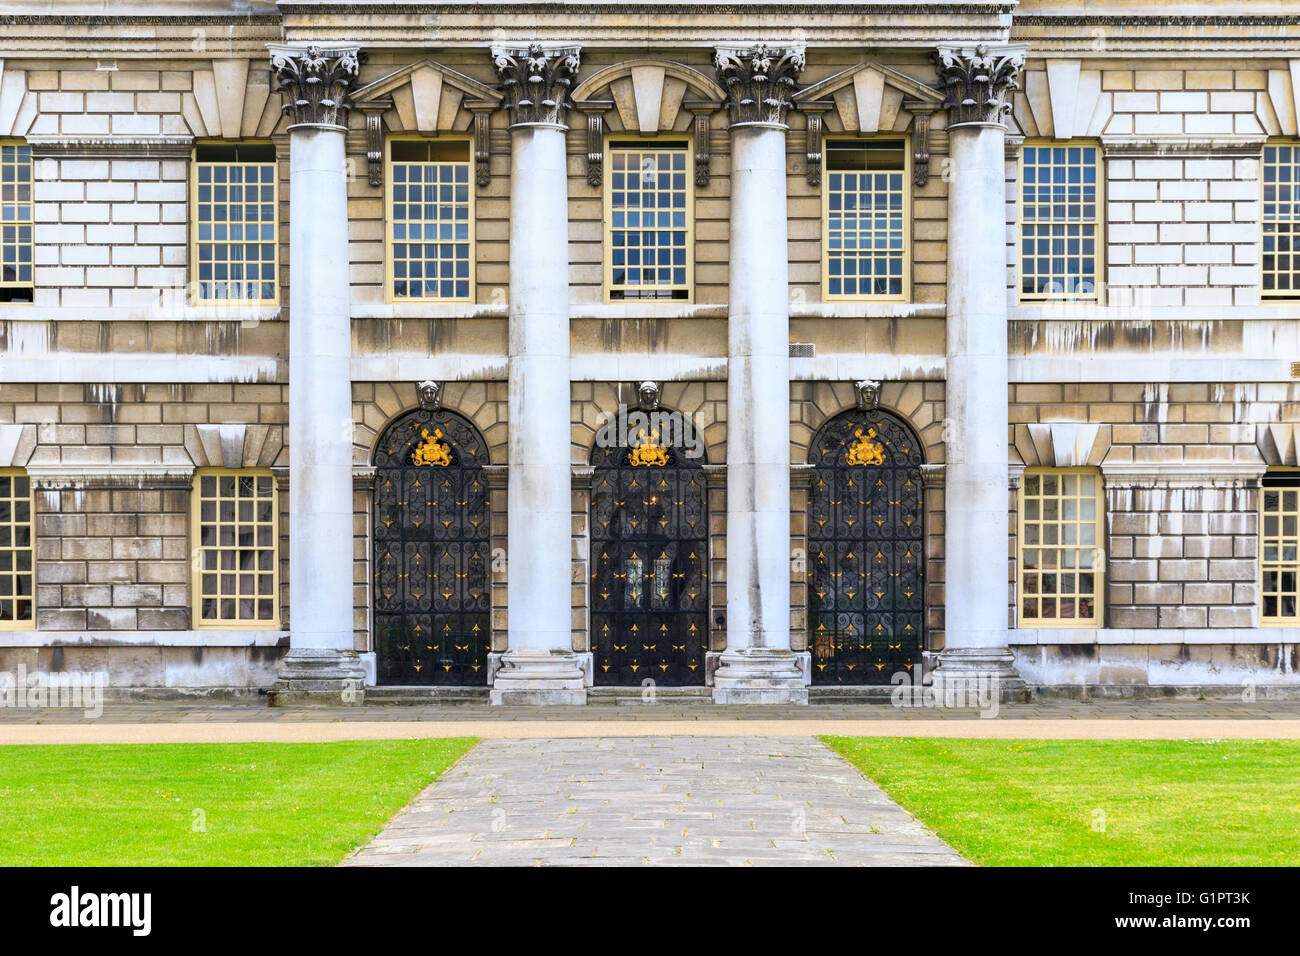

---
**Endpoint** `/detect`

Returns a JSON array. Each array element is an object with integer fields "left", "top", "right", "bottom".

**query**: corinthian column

[
  {"left": 266, "top": 43, "right": 366, "bottom": 704},
  {"left": 488, "top": 43, "right": 588, "bottom": 706},
  {"left": 931, "top": 43, "right": 1028, "bottom": 701},
  {"left": 711, "top": 43, "right": 808, "bottom": 705}
]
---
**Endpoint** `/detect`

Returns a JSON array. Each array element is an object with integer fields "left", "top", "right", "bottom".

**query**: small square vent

[{"left": 789, "top": 342, "right": 815, "bottom": 358}]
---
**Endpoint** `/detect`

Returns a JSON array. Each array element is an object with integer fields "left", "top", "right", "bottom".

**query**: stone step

[
  {"left": 809, "top": 686, "right": 900, "bottom": 705},
  {"left": 587, "top": 687, "right": 714, "bottom": 706},
  {"left": 365, "top": 686, "right": 490, "bottom": 705}
]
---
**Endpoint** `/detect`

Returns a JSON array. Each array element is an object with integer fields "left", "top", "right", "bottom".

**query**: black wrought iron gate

[
  {"left": 372, "top": 408, "right": 490, "bottom": 685},
  {"left": 807, "top": 408, "right": 925, "bottom": 684},
  {"left": 590, "top": 433, "right": 708, "bottom": 685}
]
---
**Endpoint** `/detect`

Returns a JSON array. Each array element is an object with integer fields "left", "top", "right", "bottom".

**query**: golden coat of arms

[
  {"left": 845, "top": 427, "right": 885, "bottom": 466},
  {"left": 628, "top": 428, "right": 670, "bottom": 467},
  {"left": 411, "top": 427, "right": 453, "bottom": 466}
]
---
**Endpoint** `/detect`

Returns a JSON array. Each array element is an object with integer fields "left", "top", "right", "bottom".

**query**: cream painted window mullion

[
  {"left": 0, "top": 469, "right": 34, "bottom": 629},
  {"left": 193, "top": 469, "right": 279, "bottom": 628},
  {"left": 1019, "top": 467, "right": 1103, "bottom": 626}
]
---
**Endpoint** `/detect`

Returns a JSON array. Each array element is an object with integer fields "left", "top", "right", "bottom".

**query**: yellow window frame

[
  {"left": 1018, "top": 466, "right": 1105, "bottom": 628},
  {"left": 384, "top": 135, "right": 476, "bottom": 304},
  {"left": 189, "top": 142, "right": 280, "bottom": 307},
  {"left": 1260, "top": 469, "right": 1300, "bottom": 625},
  {"left": 0, "top": 138, "right": 34, "bottom": 301},
  {"left": 821, "top": 134, "right": 912, "bottom": 303},
  {"left": 1018, "top": 139, "right": 1103, "bottom": 303},
  {"left": 191, "top": 467, "right": 281, "bottom": 630},
  {"left": 603, "top": 136, "right": 695, "bottom": 304},
  {"left": 0, "top": 467, "right": 35, "bottom": 631},
  {"left": 1261, "top": 139, "right": 1300, "bottom": 300}
]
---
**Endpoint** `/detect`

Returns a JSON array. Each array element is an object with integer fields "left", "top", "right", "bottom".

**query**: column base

[
  {"left": 489, "top": 650, "right": 588, "bottom": 706},
  {"left": 931, "top": 646, "right": 1030, "bottom": 703},
  {"left": 267, "top": 647, "right": 367, "bottom": 706},
  {"left": 711, "top": 648, "right": 809, "bottom": 705}
]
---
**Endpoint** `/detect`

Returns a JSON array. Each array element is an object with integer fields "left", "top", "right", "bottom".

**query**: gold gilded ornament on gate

[
  {"left": 845, "top": 427, "right": 885, "bottom": 466},
  {"left": 412, "top": 427, "right": 453, "bottom": 466},
  {"left": 628, "top": 428, "right": 670, "bottom": 467}
]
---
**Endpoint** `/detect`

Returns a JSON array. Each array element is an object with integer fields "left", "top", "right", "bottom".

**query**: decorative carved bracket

[
  {"left": 268, "top": 43, "right": 361, "bottom": 129},
  {"left": 471, "top": 109, "right": 493, "bottom": 186},
  {"left": 804, "top": 110, "right": 825, "bottom": 187},
  {"left": 714, "top": 43, "right": 805, "bottom": 128},
  {"left": 693, "top": 112, "right": 712, "bottom": 186},
  {"left": 362, "top": 107, "right": 385, "bottom": 187},
  {"left": 905, "top": 103, "right": 936, "bottom": 187},
  {"left": 586, "top": 112, "right": 604, "bottom": 186}
]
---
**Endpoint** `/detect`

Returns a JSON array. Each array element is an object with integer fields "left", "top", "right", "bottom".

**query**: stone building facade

[{"left": 0, "top": 1, "right": 1298, "bottom": 702}]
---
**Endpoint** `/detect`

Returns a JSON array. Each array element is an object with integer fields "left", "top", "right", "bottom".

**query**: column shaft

[
  {"left": 944, "top": 124, "right": 1010, "bottom": 653},
  {"left": 725, "top": 125, "right": 793, "bottom": 652},
  {"left": 931, "top": 42, "right": 1028, "bottom": 700},
  {"left": 710, "top": 42, "right": 808, "bottom": 704},
  {"left": 505, "top": 125, "right": 574, "bottom": 655},
  {"left": 488, "top": 43, "right": 586, "bottom": 705},
  {"left": 268, "top": 44, "right": 364, "bottom": 704}
]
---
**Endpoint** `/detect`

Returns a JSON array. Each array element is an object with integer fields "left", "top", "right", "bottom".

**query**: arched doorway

[
  {"left": 372, "top": 407, "right": 490, "bottom": 685},
  {"left": 590, "top": 420, "right": 708, "bottom": 685},
  {"left": 807, "top": 407, "right": 925, "bottom": 684}
]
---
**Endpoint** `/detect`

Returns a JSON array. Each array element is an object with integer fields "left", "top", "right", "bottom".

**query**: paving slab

[{"left": 342, "top": 736, "right": 972, "bottom": 867}]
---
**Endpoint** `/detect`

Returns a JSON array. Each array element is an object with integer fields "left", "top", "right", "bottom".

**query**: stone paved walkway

[{"left": 342, "top": 736, "right": 970, "bottom": 867}]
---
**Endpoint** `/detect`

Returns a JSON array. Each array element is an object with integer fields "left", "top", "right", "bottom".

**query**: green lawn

[
  {"left": 823, "top": 737, "right": 1300, "bottom": 866},
  {"left": 0, "top": 738, "right": 476, "bottom": 866}
]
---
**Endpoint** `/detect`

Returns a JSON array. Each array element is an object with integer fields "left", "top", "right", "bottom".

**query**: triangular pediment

[
  {"left": 797, "top": 59, "right": 943, "bottom": 109},
  {"left": 353, "top": 58, "right": 501, "bottom": 109},
  {"left": 795, "top": 59, "right": 942, "bottom": 135},
  {"left": 352, "top": 58, "right": 502, "bottom": 134}
]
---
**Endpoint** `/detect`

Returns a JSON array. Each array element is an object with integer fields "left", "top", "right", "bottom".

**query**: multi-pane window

[
  {"left": 1262, "top": 142, "right": 1300, "bottom": 298},
  {"left": 192, "top": 143, "right": 278, "bottom": 303},
  {"left": 1019, "top": 469, "right": 1103, "bottom": 626},
  {"left": 0, "top": 469, "right": 33, "bottom": 628},
  {"left": 387, "top": 139, "right": 473, "bottom": 301},
  {"left": 0, "top": 141, "right": 33, "bottom": 303},
  {"left": 1020, "top": 142, "right": 1100, "bottom": 301},
  {"left": 824, "top": 138, "right": 908, "bottom": 299},
  {"left": 606, "top": 141, "right": 691, "bottom": 300},
  {"left": 193, "top": 469, "right": 278, "bottom": 627},
  {"left": 1260, "top": 472, "right": 1300, "bottom": 624}
]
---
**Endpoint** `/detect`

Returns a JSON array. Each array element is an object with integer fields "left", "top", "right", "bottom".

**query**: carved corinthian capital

[
  {"left": 268, "top": 43, "right": 361, "bottom": 129},
  {"left": 933, "top": 43, "right": 1026, "bottom": 129},
  {"left": 714, "top": 43, "right": 805, "bottom": 128},
  {"left": 491, "top": 43, "right": 582, "bottom": 128}
]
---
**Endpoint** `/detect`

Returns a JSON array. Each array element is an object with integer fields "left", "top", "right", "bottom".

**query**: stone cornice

[
  {"left": 1010, "top": 12, "right": 1300, "bottom": 57},
  {"left": 279, "top": 2, "right": 1012, "bottom": 48}
]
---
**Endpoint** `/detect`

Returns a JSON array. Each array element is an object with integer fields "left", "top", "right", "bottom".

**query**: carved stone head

[
  {"left": 416, "top": 380, "right": 442, "bottom": 411},
  {"left": 637, "top": 380, "right": 661, "bottom": 411},
  {"left": 855, "top": 380, "right": 882, "bottom": 413}
]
